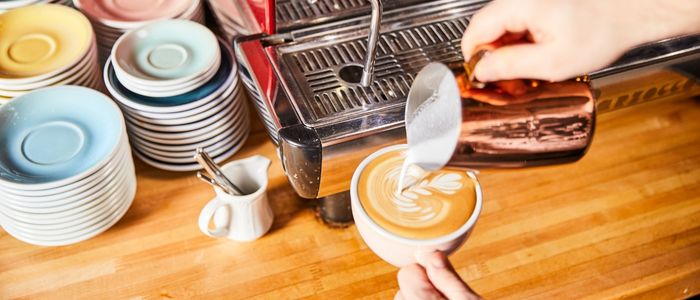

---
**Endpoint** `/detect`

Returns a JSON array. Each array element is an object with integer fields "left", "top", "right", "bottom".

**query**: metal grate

[
  {"left": 275, "top": 0, "right": 426, "bottom": 30},
  {"left": 280, "top": 17, "right": 469, "bottom": 126}
]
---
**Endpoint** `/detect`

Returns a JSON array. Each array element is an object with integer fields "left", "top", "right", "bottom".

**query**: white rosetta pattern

[{"left": 386, "top": 164, "right": 464, "bottom": 222}]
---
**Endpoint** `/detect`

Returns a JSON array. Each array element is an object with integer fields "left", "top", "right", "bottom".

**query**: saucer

[
  {"left": 132, "top": 124, "right": 245, "bottom": 158},
  {"left": 138, "top": 128, "right": 248, "bottom": 163},
  {"left": 75, "top": 0, "right": 205, "bottom": 63},
  {"left": 0, "top": 139, "right": 129, "bottom": 201},
  {"left": 0, "top": 4, "right": 93, "bottom": 79},
  {"left": 128, "top": 105, "right": 248, "bottom": 152},
  {"left": 74, "top": 0, "right": 192, "bottom": 23},
  {"left": 124, "top": 96, "right": 238, "bottom": 132},
  {"left": 0, "top": 86, "right": 124, "bottom": 189},
  {"left": 0, "top": 180, "right": 136, "bottom": 246},
  {"left": 125, "top": 100, "right": 244, "bottom": 142},
  {"left": 133, "top": 130, "right": 249, "bottom": 172},
  {"left": 104, "top": 41, "right": 235, "bottom": 110},
  {"left": 0, "top": 163, "right": 130, "bottom": 222},
  {"left": 0, "top": 133, "right": 130, "bottom": 197},
  {"left": 112, "top": 19, "right": 219, "bottom": 85},
  {"left": 116, "top": 53, "right": 221, "bottom": 97},
  {"left": 123, "top": 85, "right": 236, "bottom": 125},
  {"left": 0, "top": 41, "right": 98, "bottom": 91}
]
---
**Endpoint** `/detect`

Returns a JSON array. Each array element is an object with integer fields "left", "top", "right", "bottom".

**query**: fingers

[
  {"left": 396, "top": 264, "right": 445, "bottom": 300},
  {"left": 424, "top": 252, "right": 482, "bottom": 300},
  {"left": 473, "top": 43, "right": 570, "bottom": 82},
  {"left": 461, "top": 0, "right": 529, "bottom": 61}
]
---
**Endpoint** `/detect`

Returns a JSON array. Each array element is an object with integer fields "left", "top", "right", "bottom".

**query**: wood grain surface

[{"left": 1, "top": 96, "right": 699, "bottom": 299}]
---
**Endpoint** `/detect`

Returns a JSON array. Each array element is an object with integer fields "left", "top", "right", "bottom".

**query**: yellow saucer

[{"left": 0, "top": 4, "right": 93, "bottom": 79}]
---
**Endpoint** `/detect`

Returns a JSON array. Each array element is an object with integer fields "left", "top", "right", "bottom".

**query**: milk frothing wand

[{"left": 360, "top": 0, "right": 383, "bottom": 87}]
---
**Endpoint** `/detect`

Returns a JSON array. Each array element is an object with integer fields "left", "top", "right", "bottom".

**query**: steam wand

[{"left": 360, "top": 0, "right": 383, "bottom": 87}]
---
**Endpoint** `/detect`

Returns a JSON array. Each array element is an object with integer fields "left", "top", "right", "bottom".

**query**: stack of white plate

[
  {"left": 0, "top": 4, "right": 103, "bottom": 104},
  {"left": 0, "top": 0, "right": 72, "bottom": 12},
  {"left": 0, "top": 86, "right": 136, "bottom": 247},
  {"left": 73, "top": 0, "right": 205, "bottom": 62},
  {"left": 207, "top": 0, "right": 253, "bottom": 41},
  {"left": 104, "top": 20, "right": 249, "bottom": 172}
]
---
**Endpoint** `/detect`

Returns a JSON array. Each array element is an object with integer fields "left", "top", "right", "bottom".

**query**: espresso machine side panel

[{"left": 592, "top": 53, "right": 700, "bottom": 114}]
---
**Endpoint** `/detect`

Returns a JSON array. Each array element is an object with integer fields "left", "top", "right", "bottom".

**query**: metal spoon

[
  {"left": 194, "top": 148, "right": 244, "bottom": 195},
  {"left": 196, "top": 171, "right": 229, "bottom": 191}
]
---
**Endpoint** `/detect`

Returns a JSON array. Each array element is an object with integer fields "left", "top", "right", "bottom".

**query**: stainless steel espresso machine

[{"left": 233, "top": 0, "right": 700, "bottom": 225}]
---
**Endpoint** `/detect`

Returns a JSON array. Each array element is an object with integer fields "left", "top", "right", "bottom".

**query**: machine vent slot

[{"left": 281, "top": 17, "right": 469, "bottom": 125}]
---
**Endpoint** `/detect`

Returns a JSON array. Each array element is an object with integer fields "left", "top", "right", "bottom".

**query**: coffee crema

[{"left": 358, "top": 148, "right": 476, "bottom": 239}]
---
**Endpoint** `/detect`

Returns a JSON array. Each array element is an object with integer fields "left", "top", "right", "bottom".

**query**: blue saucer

[
  {"left": 108, "top": 40, "right": 233, "bottom": 107},
  {"left": 0, "top": 86, "right": 123, "bottom": 185}
]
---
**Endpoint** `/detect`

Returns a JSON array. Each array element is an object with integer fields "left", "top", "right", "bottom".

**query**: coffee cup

[
  {"left": 351, "top": 144, "right": 483, "bottom": 267},
  {"left": 198, "top": 155, "right": 273, "bottom": 242}
]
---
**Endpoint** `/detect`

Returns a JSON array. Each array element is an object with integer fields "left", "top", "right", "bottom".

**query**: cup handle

[{"left": 198, "top": 198, "right": 230, "bottom": 238}]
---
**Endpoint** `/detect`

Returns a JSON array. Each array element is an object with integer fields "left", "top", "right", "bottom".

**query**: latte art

[{"left": 358, "top": 148, "right": 476, "bottom": 239}]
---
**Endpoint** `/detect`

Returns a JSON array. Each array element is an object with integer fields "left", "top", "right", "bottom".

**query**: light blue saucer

[
  {"left": 126, "top": 20, "right": 218, "bottom": 80},
  {"left": 0, "top": 86, "right": 123, "bottom": 185},
  {"left": 107, "top": 40, "right": 233, "bottom": 107}
]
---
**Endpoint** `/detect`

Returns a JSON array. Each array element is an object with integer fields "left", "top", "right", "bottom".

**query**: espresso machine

[{"left": 232, "top": 0, "right": 700, "bottom": 225}]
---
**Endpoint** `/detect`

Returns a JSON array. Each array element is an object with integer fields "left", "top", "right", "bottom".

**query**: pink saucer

[{"left": 76, "top": 0, "right": 192, "bottom": 23}]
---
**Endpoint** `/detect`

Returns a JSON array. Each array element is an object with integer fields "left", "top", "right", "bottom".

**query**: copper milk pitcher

[{"left": 405, "top": 33, "right": 596, "bottom": 170}]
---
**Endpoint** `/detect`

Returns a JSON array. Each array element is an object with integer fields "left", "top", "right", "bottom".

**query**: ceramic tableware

[
  {"left": 198, "top": 155, "right": 273, "bottom": 241},
  {"left": 0, "top": 5, "right": 91, "bottom": 79},
  {"left": 0, "top": 86, "right": 137, "bottom": 247},
  {"left": 74, "top": 0, "right": 205, "bottom": 62},
  {"left": 0, "top": 5, "right": 102, "bottom": 101},
  {"left": 350, "top": 144, "right": 483, "bottom": 267},
  {"left": 111, "top": 19, "right": 220, "bottom": 97},
  {"left": 0, "top": 0, "right": 72, "bottom": 12},
  {"left": 207, "top": 0, "right": 252, "bottom": 40},
  {"left": 104, "top": 38, "right": 250, "bottom": 171}
]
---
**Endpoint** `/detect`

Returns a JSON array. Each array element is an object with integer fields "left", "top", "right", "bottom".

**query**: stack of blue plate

[
  {"left": 104, "top": 33, "right": 249, "bottom": 171},
  {"left": 0, "top": 86, "right": 136, "bottom": 246}
]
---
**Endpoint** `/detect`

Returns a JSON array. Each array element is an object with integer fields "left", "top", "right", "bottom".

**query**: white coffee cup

[
  {"left": 198, "top": 155, "right": 273, "bottom": 242},
  {"left": 351, "top": 144, "right": 483, "bottom": 267}
]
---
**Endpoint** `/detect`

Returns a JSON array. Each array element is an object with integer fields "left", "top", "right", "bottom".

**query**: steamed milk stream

[
  {"left": 359, "top": 148, "right": 476, "bottom": 239},
  {"left": 398, "top": 71, "right": 462, "bottom": 193}
]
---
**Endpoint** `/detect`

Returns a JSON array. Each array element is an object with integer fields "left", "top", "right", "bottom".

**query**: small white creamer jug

[{"left": 198, "top": 155, "right": 273, "bottom": 242}]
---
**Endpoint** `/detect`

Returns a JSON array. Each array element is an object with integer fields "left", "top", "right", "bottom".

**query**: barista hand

[
  {"left": 462, "top": 0, "right": 700, "bottom": 82},
  {"left": 395, "top": 251, "right": 481, "bottom": 300}
]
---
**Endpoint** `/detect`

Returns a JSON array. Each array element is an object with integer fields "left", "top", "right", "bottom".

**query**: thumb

[
  {"left": 424, "top": 252, "right": 482, "bottom": 300},
  {"left": 473, "top": 43, "right": 564, "bottom": 82}
]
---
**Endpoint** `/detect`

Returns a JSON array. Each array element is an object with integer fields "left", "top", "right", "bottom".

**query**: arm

[{"left": 461, "top": 0, "right": 700, "bottom": 82}]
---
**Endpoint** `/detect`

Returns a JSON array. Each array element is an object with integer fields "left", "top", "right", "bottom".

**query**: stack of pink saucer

[
  {"left": 73, "top": 0, "right": 205, "bottom": 62},
  {"left": 207, "top": 0, "right": 254, "bottom": 41}
]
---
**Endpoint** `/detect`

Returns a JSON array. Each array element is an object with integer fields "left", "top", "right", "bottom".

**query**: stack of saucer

[
  {"left": 207, "top": 0, "right": 253, "bottom": 41},
  {"left": 0, "top": 4, "right": 102, "bottom": 104},
  {"left": 111, "top": 20, "right": 220, "bottom": 97},
  {"left": 0, "top": 0, "right": 71, "bottom": 12},
  {"left": 104, "top": 20, "right": 249, "bottom": 172},
  {"left": 73, "top": 0, "right": 205, "bottom": 62},
  {"left": 0, "top": 86, "right": 136, "bottom": 247}
]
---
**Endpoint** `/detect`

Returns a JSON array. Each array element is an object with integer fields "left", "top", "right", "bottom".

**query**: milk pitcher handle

[{"left": 198, "top": 198, "right": 230, "bottom": 238}]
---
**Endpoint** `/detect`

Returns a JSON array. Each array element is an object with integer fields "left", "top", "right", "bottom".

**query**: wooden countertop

[{"left": 2, "top": 96, "right": 699, "bottom": 299}]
